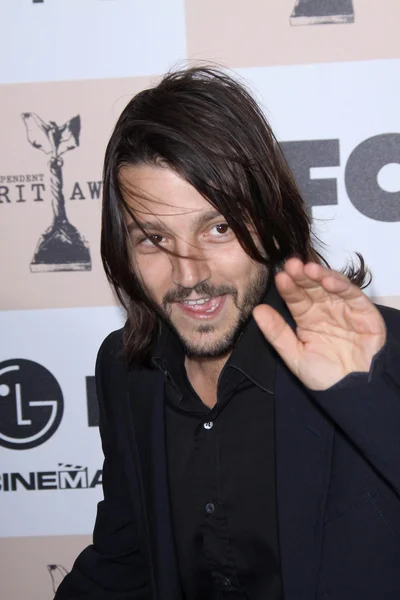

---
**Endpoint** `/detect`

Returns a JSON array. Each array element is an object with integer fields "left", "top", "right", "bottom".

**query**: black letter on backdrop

[
  {"left": 86, "top": 376, "right": 99, "bottom": 427},
  {"left": 0, "top": 186, "right": 10, "bottom": 203},
  {"left": 281, "top": 139, "right": 340, "bottom": 212},
  {"left": 345, "top": 133, "right": 400, "bottom": 222},
  {"left": 31, "top": 183, "right": 45, "bottom": 201}
]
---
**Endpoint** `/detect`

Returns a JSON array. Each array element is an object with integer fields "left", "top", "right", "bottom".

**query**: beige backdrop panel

[
  {"left": 0, "top": 535, "right": 91, "bottom": 600},
  {"left": 373, "top": 296, "right": 400, "bottom": 311},
  {"left": 0, "top": 75, "right": 158, "bottom": 311},
  {"left": 185, "top": 0, "right": 400, "bottom": 68}
]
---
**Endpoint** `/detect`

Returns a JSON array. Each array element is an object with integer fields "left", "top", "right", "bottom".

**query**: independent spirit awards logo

[
  {"left": 22, "top": 113, "right": 92, "bottom": 272},
  {"left": 0, "top": 109, "right": 103, "bottom": 273},
  {"left": 290, "top": 0, "right": 355, "bottom": 25},
  {"left": 0, "top": 359, "right": 64, "bottom": 450}
]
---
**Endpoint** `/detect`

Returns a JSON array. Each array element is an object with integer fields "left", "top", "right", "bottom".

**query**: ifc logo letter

[{"left": 0, "top": 359, "right": 63, "bottom": 450}]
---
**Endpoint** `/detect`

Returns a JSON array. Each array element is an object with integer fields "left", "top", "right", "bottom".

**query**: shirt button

[
  {"left": 203, "top": 421, "right": 213, "bottom": 430},
  {"left": 205, "top": 502, "right": 215, "bottom": 514}
]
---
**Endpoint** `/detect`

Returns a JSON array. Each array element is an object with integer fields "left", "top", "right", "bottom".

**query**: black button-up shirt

[{"left": 153, "top": 289, "right": 283, "bottom": 599}]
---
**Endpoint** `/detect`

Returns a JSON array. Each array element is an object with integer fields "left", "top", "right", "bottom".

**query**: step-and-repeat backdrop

[{"left": 1, "top": 1, "right": 399, "bottom": 598}]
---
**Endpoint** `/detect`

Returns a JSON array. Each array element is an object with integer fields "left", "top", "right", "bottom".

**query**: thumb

[{"left": 252, "top": 304, "right": 300, "bottom": 371}]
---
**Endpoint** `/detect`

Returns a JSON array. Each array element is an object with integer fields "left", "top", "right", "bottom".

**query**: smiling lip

[{"left": 175, "top": 295, "right": 227, "bottom": 320}]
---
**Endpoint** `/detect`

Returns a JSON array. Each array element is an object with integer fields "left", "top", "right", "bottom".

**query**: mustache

[{"left": 162, "top": 282, "right": 238, "bottom": 307}]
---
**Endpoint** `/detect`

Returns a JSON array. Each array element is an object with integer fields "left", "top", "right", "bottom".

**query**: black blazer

[{"left": 56, "top": 304, "right": 400, "bottom": 600}]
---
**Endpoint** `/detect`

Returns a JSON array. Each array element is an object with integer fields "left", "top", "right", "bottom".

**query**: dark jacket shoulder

[
  {"left": 96, "top": 328, "right": 126, "bottom": 377},
  {"left": 376, "top": 302, "right": 400, "bottom": 327},
  {"left": 97, "top": 327, "right": 125, "bottom": 361}
]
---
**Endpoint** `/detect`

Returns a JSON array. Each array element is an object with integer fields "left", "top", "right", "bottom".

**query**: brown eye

[
  {"left": 208, "top": 223, "right": 232, "bottom": 241},
  {"left": 149, "top": 234, "right": 163, "bottom": 244},
  {"left": 137, "top": 234, "right": 166, "bottom": 248}
]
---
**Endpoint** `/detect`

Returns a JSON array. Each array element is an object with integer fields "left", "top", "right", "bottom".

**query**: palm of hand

[{"left": 253, "top": 259, "right": 387, "bottom": 391}]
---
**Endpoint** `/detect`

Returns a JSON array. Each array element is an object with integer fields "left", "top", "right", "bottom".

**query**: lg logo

[{"left": 0, "top": 359, "right": 63, "bottom": 450}]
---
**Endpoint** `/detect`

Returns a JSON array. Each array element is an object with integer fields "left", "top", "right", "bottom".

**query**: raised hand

[{"left": 253, "top": 258, "right": 387, "bottom": 390}]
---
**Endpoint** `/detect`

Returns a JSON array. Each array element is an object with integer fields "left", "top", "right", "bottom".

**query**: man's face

[{"left": 121, "top": 164, "right": 268, "bottom": 359}]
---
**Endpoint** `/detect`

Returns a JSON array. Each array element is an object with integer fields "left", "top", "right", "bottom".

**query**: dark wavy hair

[{"left": 101, "top": 66, "right": 369, "bottom": 367}]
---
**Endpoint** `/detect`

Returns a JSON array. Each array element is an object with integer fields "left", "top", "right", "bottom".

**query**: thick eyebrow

[
  {"left": 193, "top": 208, "right": 223, "bottom": 230},
  {"left": 127, "top": 220, "right": 165, "bottom": 234},
  {"left": 126, "top": 208, "right": 223, "bottom": 235}
]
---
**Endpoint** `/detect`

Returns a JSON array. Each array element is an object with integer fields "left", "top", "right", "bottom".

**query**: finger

[
  {"left": 283, "top": 259, "right": 331, "bottom": 298},
  {"left": 274, "top": 271, "right": 314, "bottom": 318},
  {"left": 303, "top": 262, "right": 369, "bottom": 309},
  {"left": 284, "top": 259, "right": 368, "bottom": 309},
  {"left": 253, "top": 304, "right": 301, "bottom": 373},
  {"left": 303, "top": 262, "right": 350, "bottom": 288}
]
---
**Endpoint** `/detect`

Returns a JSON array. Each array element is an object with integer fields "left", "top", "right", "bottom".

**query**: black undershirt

[{"left": 153, "top": 288, "right": 284, "bottom": 599}]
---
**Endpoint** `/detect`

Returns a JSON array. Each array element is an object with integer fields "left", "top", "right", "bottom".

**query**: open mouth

[{"left": 175, "top": 295, "right": 227, "bottom": 319}]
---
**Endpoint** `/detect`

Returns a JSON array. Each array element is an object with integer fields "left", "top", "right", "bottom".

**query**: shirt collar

[{"left": 221, "top": 278, "right": 293, "bottom": 393}]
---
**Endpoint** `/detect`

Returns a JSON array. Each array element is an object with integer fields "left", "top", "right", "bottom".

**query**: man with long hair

[{"left": 55, "top": 67, "right": 400, "bottom": 600}]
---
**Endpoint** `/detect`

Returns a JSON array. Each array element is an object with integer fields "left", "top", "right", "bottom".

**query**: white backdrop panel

[
  {"left": 237, "top": 58, "right": 400, "bottom": 297},
  {"left": 0, "top": 305, "right": 124, "bottom": 537},
  {"left": 0, "top": 0, "right": 186, "bottom": 84}
]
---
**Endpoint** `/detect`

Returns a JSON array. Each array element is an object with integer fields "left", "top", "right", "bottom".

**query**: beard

[{"left": 158, "top": 265, "right": 269, "bottom": 359}]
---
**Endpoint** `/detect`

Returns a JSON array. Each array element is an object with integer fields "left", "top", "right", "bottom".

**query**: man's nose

[{"left": 170, "top": 244, "right": 211, "bottom": 289}]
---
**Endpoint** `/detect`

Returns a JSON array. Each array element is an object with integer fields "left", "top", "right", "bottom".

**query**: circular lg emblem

[{"left": 0, "top": 359, "right": 64, "bottom": 450}]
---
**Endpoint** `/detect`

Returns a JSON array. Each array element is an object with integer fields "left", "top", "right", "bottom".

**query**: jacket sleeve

[
  {"left": 310, "top": 305, "right": 400, "bottom": 495},
  {"left": 55, "top": 331, "right": 152, "bottom": 599}
]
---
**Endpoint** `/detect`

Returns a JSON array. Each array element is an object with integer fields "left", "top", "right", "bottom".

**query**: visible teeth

[
  {"left": 184, "top": 297, "right": 210, "bottom": 306},
  {"left": 205, "top": 303, "right": 219, "bottom": 312}
]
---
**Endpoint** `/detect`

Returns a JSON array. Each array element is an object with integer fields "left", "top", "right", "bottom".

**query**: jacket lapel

[
  {"left": 275, "top": 363, "right": 334, "bottom": 600},
  {"left": 262, "top": 281, "right": 335, "bottom": 599},
  {"left": 127, "top": 368, "right": 183, "bottom": 600}
]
